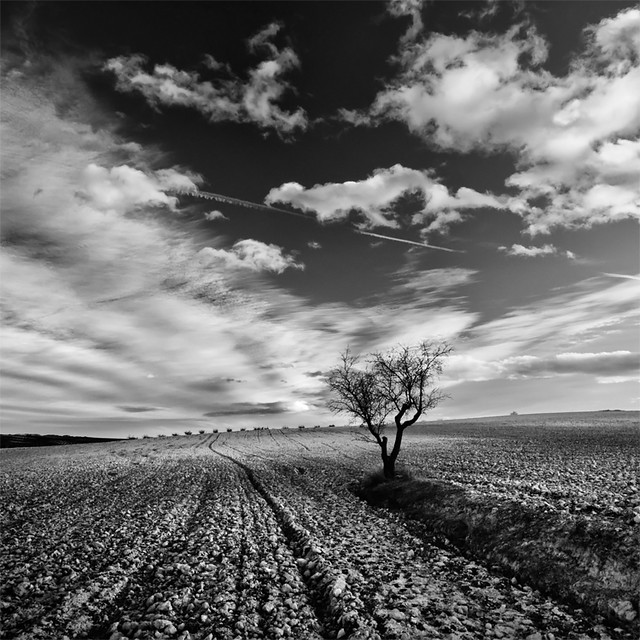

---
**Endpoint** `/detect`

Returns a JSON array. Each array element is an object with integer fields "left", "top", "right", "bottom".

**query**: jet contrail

[
  {"left": 356, "top": 230, "right": 463, "bottom": 253},
  {"left": 171, "top": 189, "right": 312, "bottom": 220},
  {"left": 171, "top": 189, "right": 461, "bottom": 253}
]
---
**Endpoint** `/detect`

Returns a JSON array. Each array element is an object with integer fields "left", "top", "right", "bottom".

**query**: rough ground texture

[
  {"left": 358, "top": 477, "right": 638, "bottom": 623},
  {"left": 0, "top": 411, "right": 637, "bottom": 640}
]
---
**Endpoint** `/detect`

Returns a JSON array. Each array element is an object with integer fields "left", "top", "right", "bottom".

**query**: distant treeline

[{"left": 0, "top": 434, "right": 123, "bottom": 449}]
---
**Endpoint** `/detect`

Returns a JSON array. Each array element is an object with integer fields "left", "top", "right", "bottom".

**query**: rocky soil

[{"left": 0, "top": 412, "right": 637, "bottom": 640}]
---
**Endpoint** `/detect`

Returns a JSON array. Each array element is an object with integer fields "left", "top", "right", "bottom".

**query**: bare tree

[{"left": 327, "top": 341, "right": 452, "bottom": 479}]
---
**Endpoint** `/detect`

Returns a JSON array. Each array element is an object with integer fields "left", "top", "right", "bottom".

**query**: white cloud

[
  {"left": 357, "top": 7, "right": 640, "bottom": 233},
  {"left": 204, "top": 210, "right": 228, "bottom": 221},
  {"left": 591, "top": 8, "right": 640, "bottom": 64},
  {"left": 597, "top": 375, "right": 639, "bottom": 385},
  {"left": 387, "top": 0, "right": 425, "bottom": 46},
  {"left": 368, "top": 25, "right": 549, "bottom": 152},
  {"left": 198, "top": 240, "right": 304, "bottom": 274},
  {"left": 266, "top": 163, "right": 504, "bottom": 230},
  {"left": 104, "top": 23, "right": 307, "bottom": 137},
  {"left": 80, "top": 163, "right": 200, "bottom": 213},
  {"left": 420, "top": 210, "right": 463, "bottom": 235},
  {"left": 499, "top": 243, "right": 557, "bottom": 257}
]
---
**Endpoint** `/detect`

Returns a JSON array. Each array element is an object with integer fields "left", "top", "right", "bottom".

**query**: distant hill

[{"left": 0, "top": 434, "right": 123, "bottom": 449}]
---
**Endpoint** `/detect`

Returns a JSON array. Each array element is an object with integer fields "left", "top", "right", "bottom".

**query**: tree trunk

[
  {"left": 379, "top": 435, "right": 395, "bottom": 479},
  {"left": 382, "top": 453, "right": 396, "bottom": 479},
  {"left": 381, "top": 424, "right": 406, "bottom": 479},
  {"left": 390, "top": 424, "right": 404, "bottom": 462}
]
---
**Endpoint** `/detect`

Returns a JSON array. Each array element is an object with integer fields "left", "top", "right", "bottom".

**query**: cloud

[
  {"left": 3, "top": 47, "right": 636, "bottom": 430},
  {"left": 203, "top": 401, "right": 289, "bottom": 417},
  {"left": 603, "top": 272, "right": 640, "bottom": 281},
  {"left": 390, "top": 266, "right": 477, "bottom": 298},
  {"left": 204, "top": 210, "right": 228, "bottom": 221},
  {"left": 504, "top": 351, "right": 638, "bottom": 377},
  {"left": 499, "top": 244, "right": 554, "bottom": 257},
  {"left": 118, "top": 406, "right": 158, "bottom": 413},
  {"left": 354, "top": 7, "right": 640, "bottom": 234},
  {"left": 387, "top": 0, "right": 425, "bottom": 46},
  {"left": 266, "top": 164, "right": 504, "bottom": 231},
  {"left": 596, "top": 375, "right": 639, "bottom": 385},
  {"left": 498, "top": 244, "right": 577, "bottom": 259},
  {"left": 80, "top": 163, "right": 200, "bottom": 213},
  {"left": 443, "top": 276, "right": 640, "bottom": 386},
  {"left": 307, "top": 240, "right": 322, "bottom": 249},
  {"left": 1, "top": 60, "right": 322, "bottom": 427},
  {"left": 365, "top": 24, "right": 548, "bottom": 151},
  {"left": 198, "top": 239, "right": 304, "bottom": 274},
  {"left": 104, "top": 22, "right": 307, "bottom": 137},
  {"left": 591, "top": 7, "right": 640, "bottom": 62}
]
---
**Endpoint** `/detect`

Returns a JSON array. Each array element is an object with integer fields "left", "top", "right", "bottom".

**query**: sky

[{"left": 1, "top": 1, "right": 638, "bottom": 437}]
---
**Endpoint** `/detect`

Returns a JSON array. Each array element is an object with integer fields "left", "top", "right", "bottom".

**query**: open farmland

[{"left": 1, "top": 412, "right": 638, "bottom": 640}]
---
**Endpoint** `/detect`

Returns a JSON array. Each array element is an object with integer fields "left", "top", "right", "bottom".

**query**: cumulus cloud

[
  {"left": 355, "top": 7, "right": 640, "bottom": 233},
  {"left": 266, "top": 163, "right": 504, "bottom": 231},
  {"left": 80, "top": 163, "right": 200, "bottom": 213},
  {"left": 104, "top": 22, "right": 307, "bottom": 137},
  {"left": 198, "top": 240, "right": 304, "bottom": 274}
]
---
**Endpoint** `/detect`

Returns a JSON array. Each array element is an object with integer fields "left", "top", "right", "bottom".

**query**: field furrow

[{"left": 1, "top": 413, "right": 637, "bottom": 640}]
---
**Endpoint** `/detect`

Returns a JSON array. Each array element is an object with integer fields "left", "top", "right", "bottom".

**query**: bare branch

[{"left": 326, "top": 340, "right": 452, "bottom": 478}]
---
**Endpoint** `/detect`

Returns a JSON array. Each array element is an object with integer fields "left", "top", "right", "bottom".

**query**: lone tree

[{"left": 327, "top": 340, "right": 452, "bottom": 479}]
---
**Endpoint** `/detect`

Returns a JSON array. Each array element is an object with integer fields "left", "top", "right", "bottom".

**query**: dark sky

[{"left": 1, "top": 1, "right": 638, "bottom": 435}]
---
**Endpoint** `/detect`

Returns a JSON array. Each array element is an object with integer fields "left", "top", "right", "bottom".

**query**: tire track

[{"left": 207, "top": 441, "right": 381, "bottom": 640}]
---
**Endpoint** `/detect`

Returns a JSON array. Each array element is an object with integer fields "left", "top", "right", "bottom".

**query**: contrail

[
  {"left": 171, "top": 189, "right": 312, "bottom": 220},
  {"left": 356, "top": 230, "right": 463, "bottom": 253},
  {"left": 171, "top": 189, "right": 461, "bottom": 253}
]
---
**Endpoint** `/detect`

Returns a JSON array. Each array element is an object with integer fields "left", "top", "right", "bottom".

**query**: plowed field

[{"left": 1, "top": 412, "right": 637, "bottom": 640}]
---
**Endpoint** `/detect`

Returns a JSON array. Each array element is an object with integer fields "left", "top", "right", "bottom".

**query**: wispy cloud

[
  {"left": 0, "top": 59, "right": 314, "bottom": 427},
  {"left": 203, "top": 402, "right": 290, "bottom": 417},
  {"left": 387, "top": 0, "right": 425, "bottom": 47},
  {"left": 503, "top": 351, "right": 638, "bottom": 378},
  {"left": 104, "top": 22, "right": 307, "bottom": 137},
  {"left": 443, "top": 276, "right": 640, "bottom": 385},
  {"left": 498, "top": 244, "right": 575, "bottom": 259}
]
